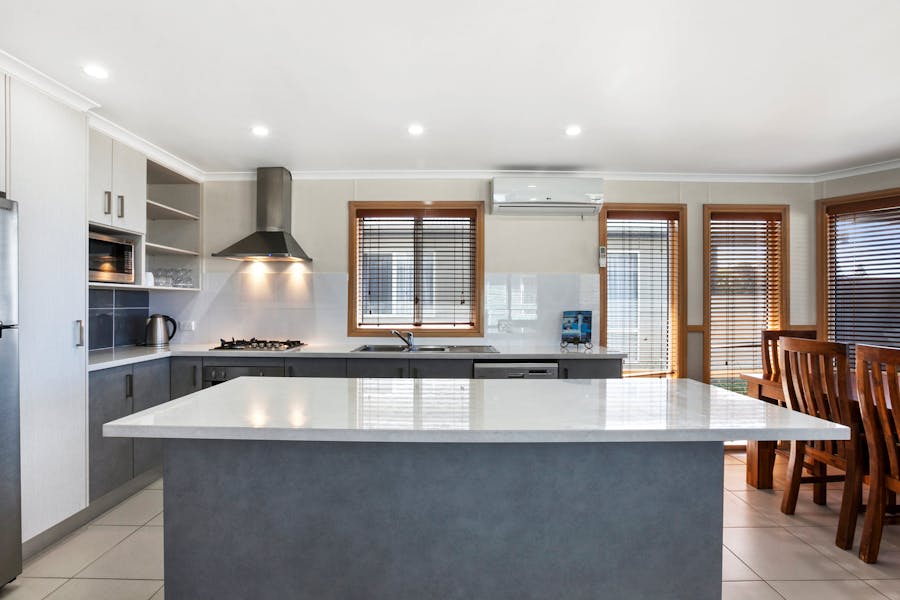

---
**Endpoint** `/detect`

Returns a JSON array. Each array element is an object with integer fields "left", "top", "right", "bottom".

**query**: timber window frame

[
  {"left": 348, "top": 201, "right": 485, "bottom": 337},
  {"left": 817, "top": 188, "right": 900, "bottom": 363},
  {"left": 599, "top": 203, "right": 687, "bottom": 378}
]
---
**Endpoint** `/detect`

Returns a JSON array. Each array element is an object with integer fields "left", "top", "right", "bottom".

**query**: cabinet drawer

[{"left": 285, "top": 358, "right": 347, "bottom": 378}]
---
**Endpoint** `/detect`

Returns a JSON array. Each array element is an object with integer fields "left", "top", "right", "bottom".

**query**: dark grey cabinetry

[
  {"left": 88, "top": 365, "right": 133, "bottom": 502},
  {"left": 132, "top": 360, "right": 170, "bottom": 476},
  {"left": 558, "top": 359, "right": 623, "bottom": 379},
  {"left": 171, "top": 357, "right": 202, "bottom": 399},
  {"left": 409, "top": 359, "right": 474, "bottom": 379},
  {"left": 347, "top": 358, "right": 409, "bottom": 378},
  {"left": 285, "top": 358, "right": 347, "bottom": 377}
]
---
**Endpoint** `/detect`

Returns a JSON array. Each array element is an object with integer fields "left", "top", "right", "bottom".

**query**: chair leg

[
  {"left": 813, "top": 460, "right": 827, "bottom": 506},
  {"left": 860, "top": 469, "right": 886, "bottom": 564},
  {"left": 782, "top": 440, "right": 805, "bottom": 515},
  {"left": 836, "top": 449, "right": 863, "bottom": 549}
]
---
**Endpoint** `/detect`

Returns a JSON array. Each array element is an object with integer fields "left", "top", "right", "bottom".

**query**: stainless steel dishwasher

[{"left": 472, "top": 362, "right": 558, "bottom": 379}]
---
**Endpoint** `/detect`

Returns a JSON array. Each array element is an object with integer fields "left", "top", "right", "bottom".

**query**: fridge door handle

[
  {"left": 0, "top": 322, "right": 17, "bottom": 339},
  {"left": 75, "top": 320, "right": 85, "bottom": 347}
]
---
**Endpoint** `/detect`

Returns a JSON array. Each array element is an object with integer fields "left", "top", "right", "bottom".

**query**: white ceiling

[{"left": 3, "top": 0, "right": 900, "bottom": 176}]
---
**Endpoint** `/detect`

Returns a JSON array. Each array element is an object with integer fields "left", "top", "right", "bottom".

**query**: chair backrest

[
  {"left": 763, "top": 329, "right": 817, "bottom": 381},
  {"left": 780, "top": 337, "right": 853, "bottom": 431},
  {"left": 856, "top": 344, "right": 900, "bottom": 480}
]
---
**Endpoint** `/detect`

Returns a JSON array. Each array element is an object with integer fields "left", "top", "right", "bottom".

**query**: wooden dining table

[{"left": 740, "top": 373, "right": 785, "bottom": 489}]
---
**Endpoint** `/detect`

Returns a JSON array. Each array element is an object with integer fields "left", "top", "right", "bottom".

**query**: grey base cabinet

[
  {"left": 89, "top": 365, "right": 133, "bottom": 502},
  {"left": 558, "top": 359, "right": 623, "bottom": 379},
  {"left": 410, "top": 359, "right": 473, "bottom": 379},
  {"left": 171, "top": 357, "right": 202, "bottom": 399},
  {"left": 132, "top": 360, "right": 170, "bottom": 476},
  {"left": 286, "top": 358, "right": 347, "bottom": 378},
  {"left": 347, "top": 358, "right": 409, "bottom": 378}
]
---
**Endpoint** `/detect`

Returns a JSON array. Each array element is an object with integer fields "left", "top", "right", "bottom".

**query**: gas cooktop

[{"left": 212, "top": 338, "right": 306, "bottom": 351}]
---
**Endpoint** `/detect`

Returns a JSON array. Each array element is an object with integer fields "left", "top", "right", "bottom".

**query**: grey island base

[
  {"left": 104, "top": 377, "right": 850, "bottom": 600},
  {"left": 164, "top": 439, "right": 722, "bottom": 600}
]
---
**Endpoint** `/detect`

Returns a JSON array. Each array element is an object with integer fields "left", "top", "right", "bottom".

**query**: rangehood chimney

[{"left": 212, "top": 167, "right": 312, "bottom": 262}]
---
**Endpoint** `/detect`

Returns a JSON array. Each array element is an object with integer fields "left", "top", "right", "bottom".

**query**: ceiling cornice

[
  {"left": 87, "top": 113, "right": 206, "bottom": 183},
  {"left": 0, "top": 49, "right": 98, "bottom": 113},
  {"left": 810, "top": 158, "right": 900, "bottom": 183}
]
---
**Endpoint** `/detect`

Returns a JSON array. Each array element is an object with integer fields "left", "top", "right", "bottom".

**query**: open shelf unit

[{"left": 144, "top": 161, "right": 202, "bottom": 290}]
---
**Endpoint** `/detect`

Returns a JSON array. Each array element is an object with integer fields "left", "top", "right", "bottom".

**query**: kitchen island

[{"left": 105, "top": 377, "right": 847, "bottom": 600}]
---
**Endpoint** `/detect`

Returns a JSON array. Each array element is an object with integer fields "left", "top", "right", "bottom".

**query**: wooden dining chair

[
  {"left": 780, "top": 337, "right": 863, "bottom": 550},
  {"left": 762, "top": 329, "right": 818, "bottom": 382},
  {"left": 857, "top": 344, "right": 900, "bottom": 563}
]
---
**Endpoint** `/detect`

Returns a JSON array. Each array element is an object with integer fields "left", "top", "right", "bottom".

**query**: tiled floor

[{"left": 3, "top": 453, "right": 900, "bottom": 599}]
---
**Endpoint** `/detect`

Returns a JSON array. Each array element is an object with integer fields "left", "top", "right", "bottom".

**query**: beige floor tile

[
  {"left": 722, "top": 581, "right": 785, "bottom": 600},
  {"left": 92, "top": 491, "right": 163, "bottom": 527},
  {"left": 724, "top": 492, "right": 777, "bottom": 528},
  {"left": 44, "top": 579, "right": 163, "bottom": 600},
  {"left": 768, "top": 580, "right": 887, "bottom": 600},
  {"left": 725, "top": 454, "right": 745, "bottom": 465},
  {"left": 23, "top": 526, "right": 138, "bottom": 578},
  {"left": 731, "top": 489, "right": 844, "bottom": 527},
  {"left": 723, "top": 527, "right": 855, "bottom": 580},
  {"left": 149, "top": 587, "right": 163, "bottom": 600},
  {"left": 145, "top": 512, "right": 163, "bottom": 527},
  {"left": 76, "top": 528, "right": 163, "bottom": 580},
  {"left": 723, "top": 547, "right": 759, "bottom": 581},
  {"left": 144, "top": 479, "right": 163, "bottom": 491},
  {"left": 724, "top": 465, "right": 756, "bottom": 491},
  {"left": 0, "top": 577, "right": 66, "bottom": 600},
  {"left": 867, "top": 579, "right": 900, "bottom": 599}
]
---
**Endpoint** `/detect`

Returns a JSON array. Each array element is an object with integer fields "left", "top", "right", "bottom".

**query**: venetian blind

[
  {"left": 606, "top": 214, "right": 679, "bottom": 377},
  {"left": 708, "top": 213, "right": 783, "bottom": 393},
  {"left": 355, "top": 208, "right": 477, "bottom": 329},
  {"left": 827, "top": 201, "right": 900, "bottom": 364}
]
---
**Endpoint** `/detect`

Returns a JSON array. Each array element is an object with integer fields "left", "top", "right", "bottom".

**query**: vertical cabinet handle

[
  {"left": 75, "top": 320, "right": 85, "bottom": 347},
  {"left": 117, "top": 195, "right": 125, "bottom": 218},
  {"left": 125, "top": 373, "right": 134, "bottom": 398},
  {"left": 287, "top": 365, "right": 294, "bottom": 377},
  {"left": 192, "top": 365, "right": 198, "bottom": 388},
  {"left": 563, "top": 367, "right": 569, "bottom": 379},
  {"left": 103, "top": 191, "right": 112, "bottom": 215}
]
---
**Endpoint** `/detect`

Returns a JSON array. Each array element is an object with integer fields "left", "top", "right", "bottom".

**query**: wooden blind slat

[{"left": 709, "top": 216, "right": 783, "bottom": 392}]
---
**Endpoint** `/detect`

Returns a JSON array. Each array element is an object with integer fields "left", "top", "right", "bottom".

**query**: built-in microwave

[{"left": 88, "top": 232, "right": 135, "bottom": 284}]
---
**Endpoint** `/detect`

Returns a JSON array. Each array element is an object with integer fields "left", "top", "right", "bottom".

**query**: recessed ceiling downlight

[
  {"left": 251, "top": 125, "right": 270, "bottom": 137},
  {"left": 408, "top": 123, "right": 425, "bottom": 136},
  {"left": 82, "top": 64, "right": 109, "bottom": 80},
  {"left": 565, "top": 125, "right": 582, "bottom": 137}
]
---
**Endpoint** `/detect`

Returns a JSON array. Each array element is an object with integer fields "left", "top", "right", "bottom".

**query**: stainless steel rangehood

[{"left": 212, "top": 167, "right": 312, "bottom": 262}]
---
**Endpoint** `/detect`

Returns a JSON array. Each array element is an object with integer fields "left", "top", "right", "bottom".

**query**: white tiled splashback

[{"left": 149, "top": 265, "right": 600, "bottom": 347}]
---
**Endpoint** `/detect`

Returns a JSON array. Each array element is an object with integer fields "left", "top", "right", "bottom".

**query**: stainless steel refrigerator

[{"left": 0, "top": 192, "right": 21, "bottom": 587}]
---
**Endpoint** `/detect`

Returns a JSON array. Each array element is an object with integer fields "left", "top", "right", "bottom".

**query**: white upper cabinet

[{"left": 88, "top": 129, "right": 146, "bottom": 234}]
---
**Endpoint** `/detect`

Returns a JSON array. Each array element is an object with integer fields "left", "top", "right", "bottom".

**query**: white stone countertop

[
  {"left": 88, "top": 342, "right": 626, "bottom": 371},
  {"left": 104, "top": 377, "right": 849, "bottom": 443}
]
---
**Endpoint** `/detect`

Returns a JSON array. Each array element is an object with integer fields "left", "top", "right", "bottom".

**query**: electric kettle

[{"left": 146, "top": 314, "right": 177, "bottom": 348}]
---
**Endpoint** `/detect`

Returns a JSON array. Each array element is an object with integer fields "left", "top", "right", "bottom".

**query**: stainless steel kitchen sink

[{"left": 350, "top": 344, "right": 498, "bottom": 353}]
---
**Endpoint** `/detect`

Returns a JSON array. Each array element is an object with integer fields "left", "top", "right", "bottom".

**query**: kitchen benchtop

[
  {"left": 88, "top": 342, "right": 627, "bottom": 371},
  {"left": 104, "top": 377, "right": 848, "bottom": 443}
]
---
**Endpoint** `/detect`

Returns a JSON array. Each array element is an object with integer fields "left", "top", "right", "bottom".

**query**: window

[
  {"left": 600, "top": 205, "right": 686, "bottom": 377},
  {"left": 348, "top": 202, "right": 484, "bottom": 336},
  {"left": 819, "top": 190, "right": 900, "bottom": 364},
  {"left": 704, "top": 206, "right": 788, "bottom": 393}
]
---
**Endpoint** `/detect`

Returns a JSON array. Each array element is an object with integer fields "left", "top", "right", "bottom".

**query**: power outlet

[{"left": 180, "top": 320, "right": 196, "bottom": 332}]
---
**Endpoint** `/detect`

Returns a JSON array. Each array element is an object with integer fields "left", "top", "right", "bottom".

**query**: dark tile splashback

[{"left": 88, "top": 290, "right": 149, "bottom": 350}]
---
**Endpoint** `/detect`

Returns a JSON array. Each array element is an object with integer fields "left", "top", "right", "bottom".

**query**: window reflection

[
  {"left": 356, "top": 379, "right": 473, "bottom": 430},
  {"left": 486, "top": 274, "right": 538, "bottom": 334}
]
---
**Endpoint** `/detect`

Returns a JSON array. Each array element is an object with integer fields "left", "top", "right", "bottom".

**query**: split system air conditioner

[{"left": 491, "top": 177, "right": 604, "bottom": 216}]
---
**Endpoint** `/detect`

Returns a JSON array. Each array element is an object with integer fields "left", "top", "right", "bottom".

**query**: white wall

[
  {"left": 816, "top": 166, "right": 900, "bottom": 199},
  {"left": 151, "top": 177, "right": 817, "bottom": 357}
]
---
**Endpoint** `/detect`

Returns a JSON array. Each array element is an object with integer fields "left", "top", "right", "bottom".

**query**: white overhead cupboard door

[
  {"left": 9, "top": 79, "right": 88, "bottom": 541},
  {"left": 0, "top": 75, "right": 6, "bottom": 195},
  {"left": 87, "top": 129, "right": 146, "bottom": 234}
]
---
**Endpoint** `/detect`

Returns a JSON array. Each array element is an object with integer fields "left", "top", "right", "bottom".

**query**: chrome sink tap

[{"left": 390, "top": 330, "right": 415, "bottom": 350}]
